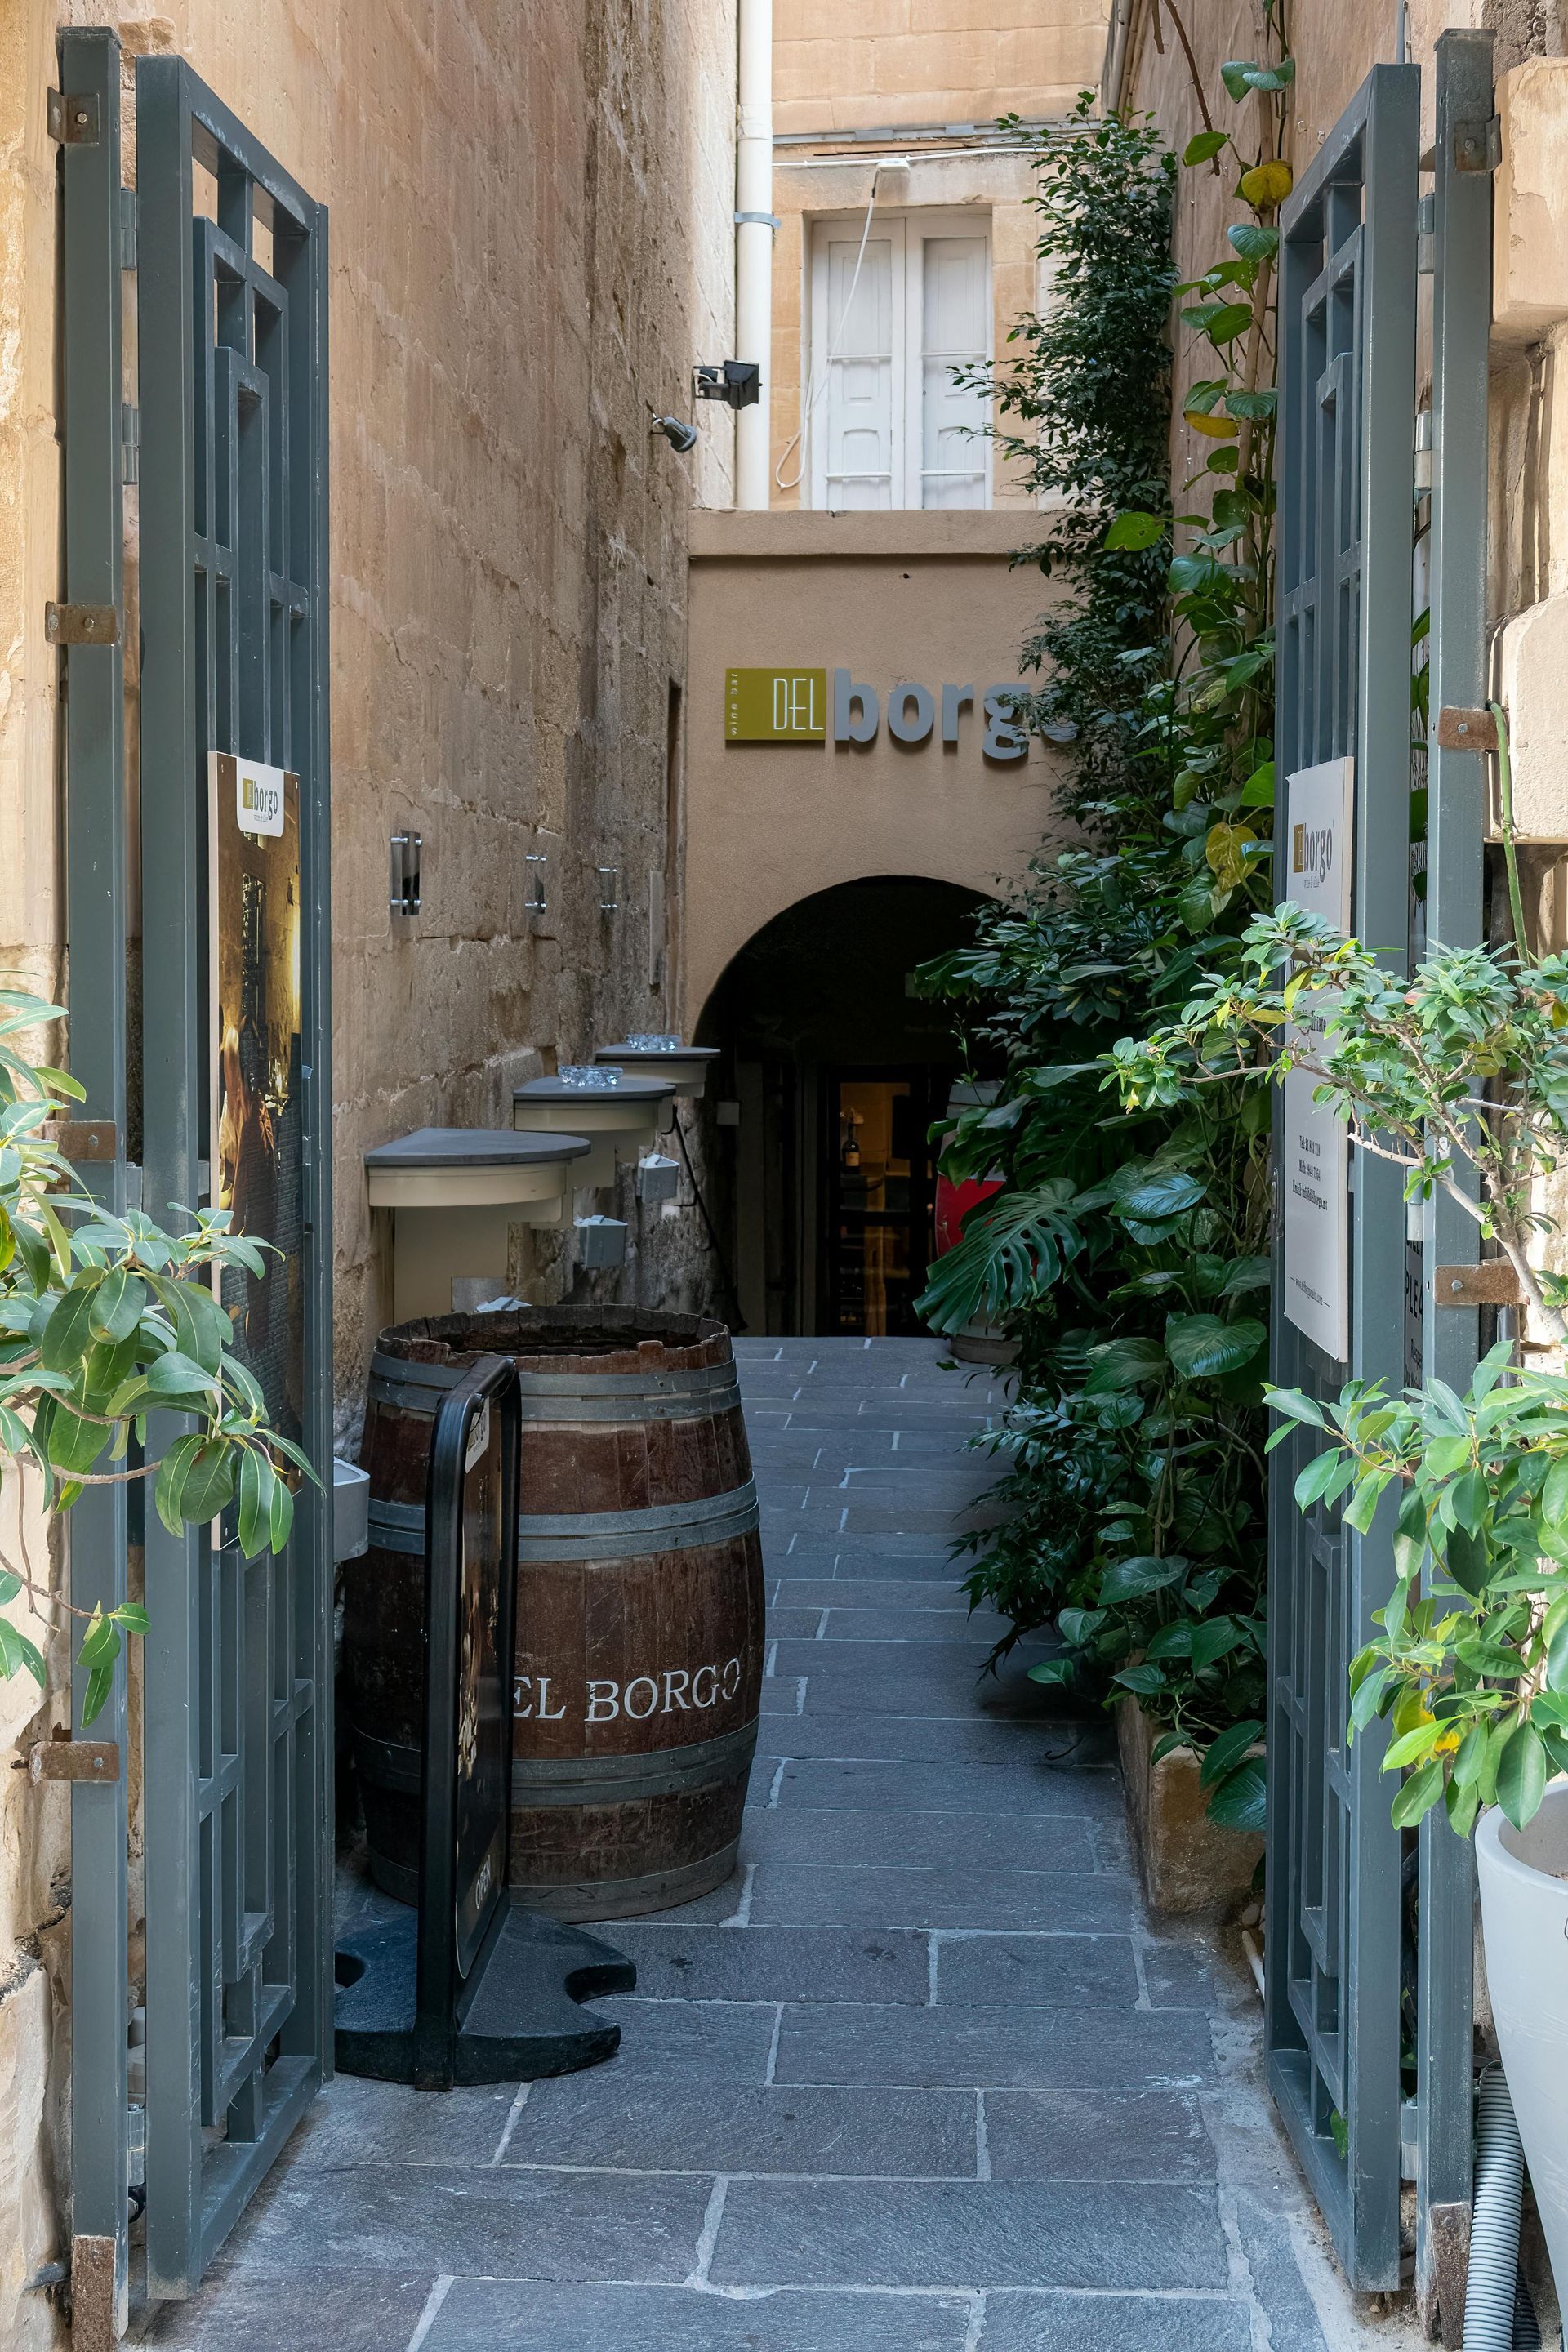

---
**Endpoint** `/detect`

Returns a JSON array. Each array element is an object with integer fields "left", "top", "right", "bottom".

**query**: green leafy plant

[
  {"left": 1271, "top": 1347, "right": 1568, "bottom": 1836},
  {"left": 1110, "top": 907, "right": 1568, "bottom": 1341},
  {"left": 0, "top": 990, "right": 313, "bottom": 1720},
  {"left": 918, "top": 44, "right": 1290, "bottom": 1824}
]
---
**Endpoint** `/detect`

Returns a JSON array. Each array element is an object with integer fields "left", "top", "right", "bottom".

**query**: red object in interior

[{"left": 933, "top": 1171, "right": 1003, "bottom": 1257}]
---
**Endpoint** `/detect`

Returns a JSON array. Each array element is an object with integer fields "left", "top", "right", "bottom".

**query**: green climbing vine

[{"left": 920, "top": 20, "right": 1295, "bottom": 1825}]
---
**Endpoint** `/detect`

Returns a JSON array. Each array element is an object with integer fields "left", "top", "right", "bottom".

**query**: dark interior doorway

[{"left": 696, "top": 876, "right": 987, "bottom": 1335}]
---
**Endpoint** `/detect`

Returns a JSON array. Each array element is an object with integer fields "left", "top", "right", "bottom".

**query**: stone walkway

[{"left": 142, "top": 1335, "right": 1386, "bottom": 2351}]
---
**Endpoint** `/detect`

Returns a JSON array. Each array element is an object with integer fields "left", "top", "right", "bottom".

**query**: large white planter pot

[{"left": 1476, "top": 1787, "right": 1568, "bottom": 2293}]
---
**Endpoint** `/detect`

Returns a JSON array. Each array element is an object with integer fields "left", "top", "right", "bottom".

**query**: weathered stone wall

[
  {"left": 774, "top": 0, "right": 1110, "bottom": 136},
  {"left": 0, "top": 0, "right": 741, "bottom": 2331}
]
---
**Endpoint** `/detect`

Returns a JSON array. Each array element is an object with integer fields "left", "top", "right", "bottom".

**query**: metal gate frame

[
  {"left": 57, "top": 28, "right": 133, "bottom": 2334},
  {"left": 53, "top": 33, "right": 332, "bottom": 2310},
  {"left": 1267, "top": 60, "right": 1419, "bottom": 2290},
  {"left": 1414, "top": 30, "right": 1495, "bottom": 2340},
  {"left": 137, "top": 51, "right": 332, "bottom": 2296}
]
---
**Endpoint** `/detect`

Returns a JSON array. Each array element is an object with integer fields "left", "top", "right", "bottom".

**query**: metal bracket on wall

[
  {"left": 47, "top": 87, "right": 100, "bottom": 145},
  {"left": 22, "top": 1734, "right": 121, "bottom": 1785},
  {"left": 1454, "top": 115, "right": 1500, "bottom": 172},
  {"left": 1436, "top": 1261, "right": 1525, "bottom": 1307},
  {"left": 52, "top": 1117, "right": 119, "bottom": 1160},
  {"left": 1433, "top": 704, "right": 1495, "bottom": 751},
  {"left": 45, "top": 601, "right": 118, "bottom": 648}
]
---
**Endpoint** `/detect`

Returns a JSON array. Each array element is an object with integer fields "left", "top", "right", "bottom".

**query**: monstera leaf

[{"left": 915, "top": 1180, "right": 1086, "bottom": 1336}]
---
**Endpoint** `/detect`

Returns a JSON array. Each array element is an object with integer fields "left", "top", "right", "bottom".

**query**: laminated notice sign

[{"left": 1281, "top": 757, "right": 1353, "bottom": 1361}]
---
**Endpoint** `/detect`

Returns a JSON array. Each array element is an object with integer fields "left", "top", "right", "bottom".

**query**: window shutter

[
  {"left": 815, "top": 230, "right": 899, "bottom": 510},
  {"left": 917, "top": 235, "right": 990, "bottom": 509}
]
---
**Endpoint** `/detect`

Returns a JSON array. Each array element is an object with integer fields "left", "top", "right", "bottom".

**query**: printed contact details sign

[{"left": 1281, "top": 757, "right": 1353, "bottom": 1361}]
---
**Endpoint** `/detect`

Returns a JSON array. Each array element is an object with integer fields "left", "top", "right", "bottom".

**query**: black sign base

[{"left": 334, "top": 1895, "right": 636, "bottom": 2086}]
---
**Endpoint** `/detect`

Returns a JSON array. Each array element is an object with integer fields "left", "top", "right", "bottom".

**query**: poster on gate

[{"left": 1281, "top": 757, "right": 1354, "bottom": 1361}]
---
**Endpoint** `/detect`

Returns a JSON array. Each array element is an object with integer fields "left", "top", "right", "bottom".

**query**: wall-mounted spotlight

[
  {"left": 390, "top": 830, "right": 421, "bottom": 918},
  {"left": 693, "top": 361, "right": 761, "bottom": 410},
  {"left": 650, "top": 414, "right": 698, "bottom": 454}
]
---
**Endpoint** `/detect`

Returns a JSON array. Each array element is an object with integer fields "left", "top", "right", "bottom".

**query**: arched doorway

[{"left": 696, "top": 875, "right": 987, "bottom": 1335}]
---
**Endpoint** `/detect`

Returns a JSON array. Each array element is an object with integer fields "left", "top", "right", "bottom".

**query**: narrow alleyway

[{"left": 143, "top": 1337, "right": 1365, "bottom": 2351}]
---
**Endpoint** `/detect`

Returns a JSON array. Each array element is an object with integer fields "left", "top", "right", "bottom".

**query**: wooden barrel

[{"left": 345, "top": 1307, "right": 764, "bottom": 1922}]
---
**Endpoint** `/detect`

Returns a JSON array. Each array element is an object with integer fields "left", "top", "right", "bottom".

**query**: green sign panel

[{"left": 725, "top": 666, "right": 826, "bottom": 742}]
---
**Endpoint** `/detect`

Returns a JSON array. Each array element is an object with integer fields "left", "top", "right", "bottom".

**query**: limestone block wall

[
  {"left": 0, "top": 0, "right": 743, "bottom": 2329},
  {"left": 774, "top": 0, "right": 1111, "bottom": 136}
]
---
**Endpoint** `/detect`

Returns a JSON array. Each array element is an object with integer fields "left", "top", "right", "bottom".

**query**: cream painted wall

[{"left": 684, "top": 510, "right": 1072, "bottom": 1021}]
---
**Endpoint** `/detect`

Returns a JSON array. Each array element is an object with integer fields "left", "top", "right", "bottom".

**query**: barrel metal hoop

[
  {"left": 352, "top": 1726, "right": 422, "bottom": 1793},
  {"left": 512, "top": 1718, "right": 760, "bottom": 1802},
  {"left": 367, "top": 1479, "right": 760, "bottom": 1560},
  {"left": 356, "top": 1717, "right": 759, "bottom": 1808},
  {"left": 369, "top": 1351, "right": 741, "bottom": 1423}
]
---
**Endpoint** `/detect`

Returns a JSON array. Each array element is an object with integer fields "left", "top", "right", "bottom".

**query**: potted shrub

[
  {"left": 1271, "top": 1348, "right": 1568, "bottom": 2300},
  {"left": 1111, "top": 866, "right": 1568, "bottom": 2277}
]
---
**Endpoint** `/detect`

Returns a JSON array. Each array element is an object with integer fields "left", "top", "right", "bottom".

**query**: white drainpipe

[{"left": 735, "top": 0, "right": 773, "bottom": 509}]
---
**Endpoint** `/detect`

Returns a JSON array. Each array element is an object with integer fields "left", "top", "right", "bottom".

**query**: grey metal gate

[
  {"left": 1414, "top": 32, "right": 1494, "bottom": 2341},
  {"left": 1270, "top": 41, "right": 1498, "bottom": 2314},
  {"left": 137, "top": 50, "right": 333, "bottom": 2299},
  {"left": 1267, "top": 60, "right": 1419, "bottom": 2290},
  {"left": 56, "top": 29, "right": 332, "bottom": 2313}
]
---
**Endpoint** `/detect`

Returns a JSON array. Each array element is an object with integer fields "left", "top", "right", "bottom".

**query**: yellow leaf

[
  {"left": 1239, "top": 159, "right": 1294, "bottom": 208},
  {"left": 1205, "top": 821, "right": 1259, "bottom": 891},
  {"left": 1392, "top": 1683, "right": 1433, "bottom": 1740},
  {"left": 1184, "top": 409, "right": 1240, "bottom": 439}
]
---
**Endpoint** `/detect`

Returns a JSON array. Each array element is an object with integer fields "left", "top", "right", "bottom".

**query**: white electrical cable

[{"left": 773, "top": 163, "right": 893, "bottom": 495}]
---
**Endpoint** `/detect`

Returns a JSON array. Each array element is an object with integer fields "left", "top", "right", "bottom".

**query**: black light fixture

[
  {"left": 693, "top": 361, "right": 761, "bottom": 410},
  {"left": 650, "top": 414, "right": 699, "bottom": 454}
]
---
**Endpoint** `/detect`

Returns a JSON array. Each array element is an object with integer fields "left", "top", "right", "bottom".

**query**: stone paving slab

[
  {"left": 771, "top": 1768, "right": 1123, "bottom": 1815},
  {"left": 506, "top": 2080, "right": 978, "bottom": 2176},
  {"left": 140, "top": 2269, "right": 435, "bottom": 2351},
  {"left": 738, "top": 1806, "right": 1096, "bottom": 1874},
  {"left": 746, "top": 1862, "right": 1138, "bottom": 1933},
  {"left": 932, "top": 1930, "right": 1141, "bottom": 2009},
  {"left": 220, "top": 2162, "right": 712, "bottom": 2280},
  {"left": 604, "top": 1922, "right": 930, "bottom": 2005},
  {"left": 422, "top": 2282, "right": 976, "bottom": 2351},
  {"left": 708, "top": 2178, "right": 1230, "bottom": 2291},
  {"left": 979, "top": 2293, "right": 1252, "bottom": 2350},
  {"left": 982, "top": 2087, "right": 1217, "bottom": 2182},
  {"left": 773, "top": 2000, "right": 1214, "bottom": 2090},
  {"left": 135, "top": 1335, "right": 1342, "bottom": 2352}
]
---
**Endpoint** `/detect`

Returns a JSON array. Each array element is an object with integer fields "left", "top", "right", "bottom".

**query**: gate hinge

[
  {"left": 51, "top": 1117, "right": 119, "bottom": 1162},
  {"left": 1437, "top": 1261, "right": 1525, "bottom": 1307},
  {"left": 1434, "top": 705, "right": 1496, "bottom": 752},
  {"left": 44, "top": 602, "right": 118, "bottom": 648},
  {"left": 46, "top": 88, "right": 100, "bottom": 146},
  {"left": 1454, "top": 115, "right": 1501, "bottom": 174},
  {"left": 18, "top": 1731, "right": 121, "bottom": 1784},
  {"left": 119, "top": 185, "right": 137, "bottom": 270},
  {"left": 1417, "top": 192, "right": 1435, "bottom": 276},
  {"left": 122, "top": 402, "right": 140, "bottom": 486}
]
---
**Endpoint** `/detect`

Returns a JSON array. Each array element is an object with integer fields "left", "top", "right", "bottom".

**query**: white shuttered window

[{"left": 808, "top": 212, "right": 991, "bottom": 511}]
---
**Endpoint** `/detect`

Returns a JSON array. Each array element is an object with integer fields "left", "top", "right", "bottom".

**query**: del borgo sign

[
  {"left": 1281, "top": 755, "right": 1354, "bottom": 1361},
  {"left": 724, "top": 666, "right": 1028, "bottom": 760}
]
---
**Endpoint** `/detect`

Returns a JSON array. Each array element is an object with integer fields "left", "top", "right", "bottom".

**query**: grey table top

[
  {"left": 593, "top": 1041, "right": 720, "bottom": 1064},
  {"left": 514, "top": 1073, "right": 675, "bottom": 1102},
  {"left": 363, "top": 1125, "right": 591, "bottom": 1169}
]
